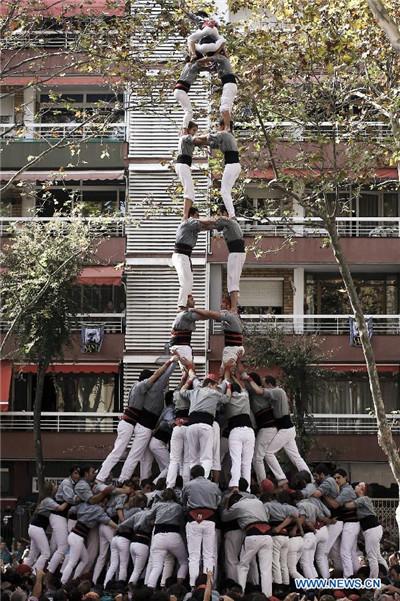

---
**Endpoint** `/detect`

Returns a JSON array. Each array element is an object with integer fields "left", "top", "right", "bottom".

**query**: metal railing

[
  {"left": 0, "top": 122, "right": 126, "bottom": 140},
  {"left": 237, "top": 121, "right": 393, "bottom": 141},
  {"left": 2, "top": 31, "right": 80, "bottom": 49},
  {"left": 239, "top": 217, "right": 400, "bottom": 237},
  {"left": 0, "top": 217, "right": 125, "bottom": 237},
  {"left": 213, "top": 315, "right": 400, "bottom": 335},
  {"left": 1, "top": 412, "right": 400, "bottom": 434},
  {"left": 0, "top": 313, "right": 125, "bottom": 334}
]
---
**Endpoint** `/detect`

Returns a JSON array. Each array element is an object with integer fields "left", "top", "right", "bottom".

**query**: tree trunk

[
  {"left": 325, "top": 221, "right": 400, "bottom": 539},
  {"left": 367, "top": 0, "right": 400, "bottom": 53},
  {"left": 34, "top": 361, "right": 48, "bottom": 497}
]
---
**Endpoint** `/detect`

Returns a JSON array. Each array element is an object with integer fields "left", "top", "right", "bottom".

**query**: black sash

[
  {"left": 275, "top": 415, "right": 293, "bottom": 430},
  {"left": 189, "top": 411, "right": 214, "bottom": 426},
  {"left": 222, "top": 73, "right": 237, "bottom": 85},
  {"left": 137, "top": 409, "right": 158, "bottom": 430},
  {"left": 154, "top": 524, "right": 181, "bottom": 534},
  {"left": 176, "top": 154, "right": 192, "bottom": 166},
  {"left": 227, "top": 239, "right": 245, "bottom": 253},
  {"left": 174, "top": 243, "right": 193, "bottom": 257},
  {"left": 224, "top": 151, "right": 239, "bottom": 164},
  {"left": 228, "top": 414, "right": 252, "bottom": 433},
  {"left": 31, "top": 514, "right": 49, "bottom": 530},
  {"left": 175, "top": 80, "right": 190, "bottom": 93},
  {"left": 224, "top": 331, "right": 244, "bottom": 347},
  {"left": 360, "top": 515, "right": 379, "bottom": 532}
]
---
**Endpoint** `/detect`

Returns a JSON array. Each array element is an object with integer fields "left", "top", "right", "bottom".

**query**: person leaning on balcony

[
  {"left": 95, "top": 360, "right": 179, "bottom": 485},
  {"left": 172, "top": 206, "right": 216, "bottom": 311},
  {"left": 117, "top": 357, "right": 179, "bottom": 485},
  {"left": 243, "top": 375, "right": 312, "bottom": 485},
  {"left": 344, "top": 481, "right": 388, "bottom": 579},
  {"left": 47, "top": 465, "right": 81, "bottom": 575},
  {"left": 194, "top": 121, "right": 241, "bottom": 218},
  {"left": 24, "top": 482, "right": 69, "bottom": 573}
]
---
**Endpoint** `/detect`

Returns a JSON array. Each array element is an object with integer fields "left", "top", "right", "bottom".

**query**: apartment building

[{"left": 0, "top": 0, "right": 399, "bottom": 507}]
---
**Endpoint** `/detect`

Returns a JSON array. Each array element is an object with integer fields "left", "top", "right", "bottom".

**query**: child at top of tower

[{"left": 187, "top": 10, "right": 226, "bottom": 61}]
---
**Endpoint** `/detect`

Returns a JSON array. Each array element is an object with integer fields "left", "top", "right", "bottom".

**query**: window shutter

[{"left": 239, "top": 279, "right": 284, "bottom": 307}]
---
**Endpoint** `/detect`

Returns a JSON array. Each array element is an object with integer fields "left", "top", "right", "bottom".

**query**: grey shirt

[
  {"left": 106, "top": 493, "right": 127, "bottom": 519},
  {"left": 178, "top": 134, "right": 195, "bottom": 158},
  {"left": 209, "top": 131, "right": 238, "bottom": 153},
  {"left": 264, "top": 387, "right": 290, "bottom": 419},
  {"left": 297, "top": 499, "right": 324, "bottom": 522},
  {"left": 336, "top": 483, "right": 357, "bottom": 505},
  {"left": 216, "top": 310, "right": 243, "bottom": 334},
  {"left": 148, "top": 500, "right": 185, "bottom": 527},
  {"left": 128, "top": 379, "right": 152, "bottom": 410},
  {"left": 116, "top": 507, "right": 142, "bottom": 534},
  {"left": 172, "top": 310, "right": 201, "bottom": 333},
  {"left": 177, "top": 61, "right": 201, "bottom": 86},
  {"left": 216, "top": 217, "right": 243, "bottom": 244},
  {"left": 173, "top": 389, "right": 190, "bottom": 413},
  {"left": 55, "top": 477, "right": 78, "bottom": 505},
  {"left": 354, "top": 496, "right": 376, "bottom": 519},
  {"left": 264, "top": 500, "right": 298, "bottom": 522},
  {"left": 225, "top": 391, "right": 251, "bottom": 420},
  {"left": 36, "top": 497, "right": 61, "bottom": 517},
  {"left": 222, "top": 497, "right": 270, "bottom": 529},
  {"left": 175, "top": 218, "right": 201, "bottom": 249},
  {"left": 182, "top": 380, "right": 229, "bottom": 417},
  {"left": 248, "top": 387, "right": 272, "bottom": 417},
  {"left": 211, "top": 54, "right": 235, "bottom": 79},
  {"left": 182, "top": 477, "right": 222, "bottom": 509},
  {"left": 76, "top": 502, "right": 111, "bottom": 528},
  {"left": 318, "top": 477, "right": 339, "bottom": 499},
  {"left": 143, "top": 362, "right": 177, "bottom": 416},
  {"left": 75, "top": 479, "right": 93, "bottom": 503}
]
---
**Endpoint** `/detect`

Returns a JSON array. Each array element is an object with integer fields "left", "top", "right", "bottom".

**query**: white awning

[{"left": 0, "top": 170, "right": 125, "bottom": 182}]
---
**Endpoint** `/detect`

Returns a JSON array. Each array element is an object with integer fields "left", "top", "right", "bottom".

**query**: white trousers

[
  {"left": 300, "top": 532, "right": 317, "bottom": 578},
  {"left": 315, "top": 525, "right": 330, "bottom": 578},
  {"left": 93, "top": 523, "right": 114, "bottom": 584},
  {"left": 175, "top": 163, "right": 195, "bottom": 201},
  {"left": 172, "top": 252, "right": 193, "bottom": 309},
  {"left": 186, "top": 520, "right": 215, "bottom": 586},
  {"left": 61, "top": 532, "right": 88, "bottom": 584},
  {"left": 96, "top": 419, "right": 134, "bottom": 483},
  {"left": 222, "top": 345, "right": 245, "bottom": 366},
  {"left": 272, "top": 535, "right": 289, "bottom": 584},
  {"left": 221, "top": 163, "right": 241, "bottom": 218},
  {"left": 170, "top": 344, "right": 192, "bottom": 364},
  {"left": 147, "top": 532, "right": 188, "bottom": 588},
  {"left": 326, "top": 520, "right": 344, "bottom": 554},
  {"left": 83, "top": 525, "right": 99, "bottom": 572},
  {"left": 25, "top": 525, "right": 51, "bottom": 572},
  {"left": 253, "top": 427, "right": 277, "bottom": 483},
  {"left": 220, "top": 82, "right": 238, "bottom": 114},
  {"left": 238, "top": 534, "right": 273, "bottom": 598},
  {"left": 187, "top": 422, "right": 214, "bottom": 477},
  {"left": 129, "top": 541, "right": 150, "bottom": 585},
  {"left": 265, "top": 426, "right": 311, "bottom": 482},
  {"left": 104, "top": 535, "right": 131, "bottom": 586},
  {"left": 48, "top": 514, "right": 69, "bottom": 573},
  {"left": 364, "top": 525, "right": 386, "bottom": 579},
  {"left": 166, "top": 425, "right": 190, "bottom": 488},
  {"left": 227, "top": 252, "right": 246, "bottom": 293},
  {"left": 174, "top": 89, "right": 193, "bottom": 129},
  {"left": 228, "top": 427, "right": 255, "bottom": 488},
  {"left": 119, "top": 422, "right": 152, "bottom": 483},
  {"left": 340, "top": 522, "right": 360, "bottom": 577},
  {"left": 145, "top": 547, "right": 175, "bottom": 587},
  {"left": 224, "top": 529, "right": 243, "bottom": 581},
  {"left": 149, "top": 437, "right": 170, "bottom": 482},
  {"left": 212, "top": 421, "right": 221, "bottom": 471},
  {"left": 287, "top": 536, "right": 304, "bottom": 579}
]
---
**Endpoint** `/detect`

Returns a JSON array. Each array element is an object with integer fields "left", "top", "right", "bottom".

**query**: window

[
  {"left": 311, "top": 374, "right": 399, "bottom": 414},
  {"left": 0, "top": 468, "right": 11, "bottom": 496},
  {"left": 305, "top": 274, "right": 399, "bottom": 315},
  {"left": 36, "top": 183, "right": 125, "bottom": 217},
  {"left": 72, "top": 285, "right": 125, "bottom": 313},
  {"left": 239, "top": 278, "right": 283, "bottom": 314},
  {"left": 39, "top": 90, "right": 124, "bottom": 123}
]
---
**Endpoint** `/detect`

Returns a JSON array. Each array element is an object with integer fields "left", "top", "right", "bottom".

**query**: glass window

[
  {"left": 0, "top": 469, "right": 10, "bottom": 496},
  {"left": 73, "top": 285, "right": 125, "bottom": 313},
  {"left": 384, "top": 193, "right": 399, "bottom": 217},
  {"left": 81, "top": 190, "right": 118, "bottom": 215}
]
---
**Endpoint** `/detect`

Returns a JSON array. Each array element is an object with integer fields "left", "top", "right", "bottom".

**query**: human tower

[{"left": 23, "top": 12, "right": 387, "bottom": 596}]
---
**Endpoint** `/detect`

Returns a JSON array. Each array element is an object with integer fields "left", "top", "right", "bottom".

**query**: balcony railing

[
  {"left": 2, "top": 31, "right": 80, "bottom": 49},
  {"left": 237, "top": 217, "right": 400, "bottom": 237},
  {"left": 237, "top": 121, "right": 393, "bottom": 141},
  {"left": 0, "top": 217, "right": 125, "bottom": 237},
  {"left": 1, "top": 412, "right": 399, "bottom": 434},
  {"left": 0, "top": 313, "right": 125, "bottom": 334},
  {"left": 0, "top": 122, "right": 126, "bottom": 140},
  {"left": 213, "top": 315, "right": 400, "bottom": 335}
]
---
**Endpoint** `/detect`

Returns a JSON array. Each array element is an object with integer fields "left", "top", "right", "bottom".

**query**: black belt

[
  {"left": 175, "top": 409, "right": 189, "bottom": 418},
  {"left": 170, "top": 329, "right": 192, "bottom": 346},
  {"left": 174, "top": 243, "right": 193, "bottom": 257},
  {"left": 222, "top": 73, "right": 237, "bottom": 85},
  {"left": 137, "top": 409, "right": 159, "bottom": 430},
  {"left": 199, "top": 35, "right": 218, "bottom": 44},
  {"left": 176, "top": 154, "right": 192, "bottom": 166},
  {"left": 224, "top": 151, "right": 240, "bottom": 164},
  {"left": 122, "top": 406, "right": 139, "bottom": 426},
  {"left": 72, "top": 521, "right": 90, "bottom": 542},
  {"left": 276, "top": 415, "right": 293, "bottom": 430},
  {"left": 117, "top": 531, "right": 132, "bottom": 541},
  {"left": 31, "top": 514, "right": 49, "bottom": 530},
  {"left": 228, "top": 414, "right": 252, "bottom": 432},
  {"left": 256, "top": 408, "right": 276, "bottom": 429},
  {"left": 175, "top": 80, "right": 190, "bottom": 93},
  {"left": 189, "top": 411, "right": 214, "bottom": 426},
  {"left": 360, "top": 515, "right": 379, "bottom": 532},
  {"left": 224, "top": 332, "right": 244, "bottom": 347},
  {"left": 227, "top": 239, "right": 245, "bottom": 253},
  {"left": 154, "top": 524, "right": 181, "bottom": 534},
  {"left": 132, "top": 531, "right": 151, "bottom": 545},
  {"left": 51, "top": 503, "right": 71, "bottom": 519}
]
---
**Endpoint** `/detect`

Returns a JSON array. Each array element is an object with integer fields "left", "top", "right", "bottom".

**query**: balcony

[
  {"left": 2, "top": 31, "right": 80, "bottom": 49},
  {"left": 0, "top": 217, "right": 125, "bottom": 237},
  {"left": 0, "top": 123, "right": 126, "bottom": 170},
  {"left": 212, "top": 315, "right": 400, "bottom": 336},
  {"left": 1, "top": 411, "right": 399, "bottom": 434},
  {"left": 238, "top": 217, "right": 400, "bottom": 238},
  {"left": 0, "top": 313, "right": 125, "bottom": 334},
  {"left": 237, "top": 121, "right": 393, "bottom": 142}
]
